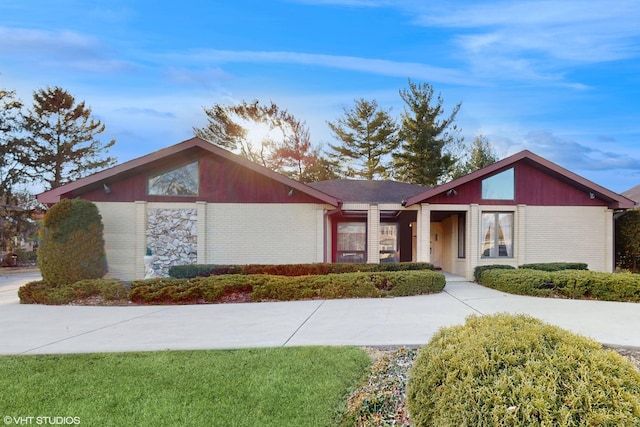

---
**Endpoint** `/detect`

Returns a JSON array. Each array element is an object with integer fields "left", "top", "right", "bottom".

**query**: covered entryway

[{"left": 328, "top": 208, "right": 418, "bottom": 263}]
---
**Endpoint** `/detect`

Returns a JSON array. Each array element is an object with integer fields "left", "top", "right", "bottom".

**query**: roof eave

[{"left": 37, "top": 137, "right": 341, "bottom": 207}]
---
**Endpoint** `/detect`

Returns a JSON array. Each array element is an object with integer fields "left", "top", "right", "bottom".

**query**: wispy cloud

[
  {"left": 511, "top": 130, "right": 640, "bottom": 171},
  {"left": 408, "top": 1, "right": 640, "bottom": 85},
  {"left": 113, "top": 108, "right": 175, "bottom": 119},
  {"left": 164, "top": 68, "right": 234, "bottom": 88},
  {"left": 0, "top": 26, "right": 135, "bottom": 74},
  {"left": 171, "top": 49, "right": 480, "bottom": 86}
]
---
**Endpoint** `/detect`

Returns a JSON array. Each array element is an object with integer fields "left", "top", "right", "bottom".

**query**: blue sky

[{"left": 2, "top": 0, "right": 640, "bottom": 192}]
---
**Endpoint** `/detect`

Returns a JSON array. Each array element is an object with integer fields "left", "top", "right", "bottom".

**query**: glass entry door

[
  {"left": 379, "top": 223, "right": 398, "bottom": 262},
  {"left": 337, "top": 222, "right": 366, "bottom": 263}
]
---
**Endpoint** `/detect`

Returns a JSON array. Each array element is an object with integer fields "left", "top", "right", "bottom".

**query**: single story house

[{"left": 38, "top": 137, "right": 634, "bottom": 280}]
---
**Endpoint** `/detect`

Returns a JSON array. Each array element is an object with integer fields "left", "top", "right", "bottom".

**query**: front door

[{"left": 430, "top": 222, "right": 443, "bottom": 268}]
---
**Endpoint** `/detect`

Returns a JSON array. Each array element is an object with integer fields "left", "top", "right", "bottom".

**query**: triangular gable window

[
  {"left": 482, "top": 168, "right": 514, "bottom": 200},
  {"left": 148, "top": 161, "right": 199, "bottom": 196}
]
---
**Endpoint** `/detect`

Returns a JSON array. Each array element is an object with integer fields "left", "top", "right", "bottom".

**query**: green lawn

[{"left": 0, "top": 347, "right": 370, "bottom": 426}]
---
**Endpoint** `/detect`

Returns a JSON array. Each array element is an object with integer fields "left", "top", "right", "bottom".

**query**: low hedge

[
  {"left": 473, "top": 264, "right": 516, "bottom": 282},
  {"left": 480, "top": 269, "right": 555, "bottom": 297},
  {"left": 130, "top": 270, "right": 446, "bottom": 304},
  {"left": 18, "top": 279, "right": 128, "bottom": 305},
  {"left": 407, "top": 313, "right": 640, "bottom": 426},
  {"left": 479, "top": 269, "right": 640, "bottom": 302},
  {"left": 168, "top": 262, "right": 435, "bottom": 279},
  {"left": 519, "top": 262, "right": 589, "bottom": 272}
]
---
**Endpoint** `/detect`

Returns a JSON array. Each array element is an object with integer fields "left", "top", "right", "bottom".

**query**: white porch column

[
  {"left": 367, "top": 203, "right": 380, "bottom": 264},
  {"left": 134, "top": 201, "right": 147, "bottom": 280},
  {"left": 316, "top": 208, "right": 325, "bottom": 262},
  {"left": 468, "top": 204, "right": 480, "bottom": 276},
  {"left": 517, "top": 204, "right": 527, "bottom": 266},
  {"left": 417, "top": 203, "right": 431, "bottom": 263},
  {"left": 196, "top": 201, "right": 207, "bottom": 264},
  {"left": 605, "top": 208, "right": 614, "bottom": 272}
]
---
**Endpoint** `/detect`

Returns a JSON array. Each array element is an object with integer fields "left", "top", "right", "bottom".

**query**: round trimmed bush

[
  {"left": 38, "top": 198, "right": 107, "bottom": 285},
  {"left": 407, "top": 313, "right": 640, "bottom": 426}
]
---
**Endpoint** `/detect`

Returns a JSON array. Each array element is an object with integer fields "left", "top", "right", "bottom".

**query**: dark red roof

[{"left": 308, "top": 179, "right": 429, "bottom": 204}]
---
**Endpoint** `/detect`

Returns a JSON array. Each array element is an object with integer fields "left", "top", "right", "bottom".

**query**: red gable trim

[
  {"left": 37, "top": 137, "right": 341, "bottom": 207},
  {"left": 405, "top": 150, "right": 634, "bottom": 210}
]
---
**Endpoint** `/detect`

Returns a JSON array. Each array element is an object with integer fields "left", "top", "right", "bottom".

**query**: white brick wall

[
  {"left": 523, "top": 206, "right": 612, "bottom": 272},
  {"left": 95, "top": 201, "right": 328, "bottom": 280},
  {"left": 206, "top": 203, "right": 326, "bottom": 265},
  {"left": 95, "top": 202, "right": 137, "bottom": 280}
]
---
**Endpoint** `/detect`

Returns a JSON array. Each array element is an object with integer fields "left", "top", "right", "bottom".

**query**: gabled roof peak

[
  {"left": 406, "top": 149, "right": 634, "bottom": 209},
  {"left": 37, "top": 137, "right": 341, "bottom": 206}
]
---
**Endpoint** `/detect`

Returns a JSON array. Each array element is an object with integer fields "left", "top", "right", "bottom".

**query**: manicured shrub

[
  {"left": 552, "top": 270, "right": 640, "bottom": 301},
  {"left": 519, "top": 262, "right": 588, "bottom": 272},
  {"left": 168, "top": 264, "right": 218, "bottom": 279},
  {"left": 130, "top": 270, "right": 445, "bottom": 304},
  {"left": 17, "top": 280, "right": 50, "bottom": 304},
  {"left": 473, "top": 264, "right": 515, "bottom": 282},
  {"left": 129, "top": 275, "right": 271, "bottom": 304},
  {"left": 168, "top": 262, "right": 435, "bottom": 279},
  {"left": 38, "top": 198, "right": 107, "bottom": 285},
  {"left": 407, "top": 313, "right": 640, "bottom": 426},
  {"left": 480, "top": 268, "right": 640, "bottom": 302},
  {"left": 480, "top": 269, "right": 555, "bottom": 296},
  {"left": 18, "top": 279, "right": 127, "bottom": 305}
]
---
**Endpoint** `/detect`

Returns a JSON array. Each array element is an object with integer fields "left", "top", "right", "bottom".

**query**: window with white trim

[{"left": 481, "top": 212, "right": 514, "bottom": 258}]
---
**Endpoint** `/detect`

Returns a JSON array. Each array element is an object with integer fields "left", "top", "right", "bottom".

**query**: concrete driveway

[{"left": 0, "top": 271, "right": 639, "bottom": 355}]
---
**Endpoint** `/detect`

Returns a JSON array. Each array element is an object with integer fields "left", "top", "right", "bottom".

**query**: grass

[{"left": 0, "top": 347, "right": 370, "bottom": 426}]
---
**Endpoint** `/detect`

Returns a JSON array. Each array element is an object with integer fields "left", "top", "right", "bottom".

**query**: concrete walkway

[{"left": 0, "top": 271, "right": 639, "bottom": 355}]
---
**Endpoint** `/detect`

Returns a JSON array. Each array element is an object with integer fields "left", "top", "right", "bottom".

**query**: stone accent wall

[{"left": 147, "top": 208, "right": 197, "bottom": 276}]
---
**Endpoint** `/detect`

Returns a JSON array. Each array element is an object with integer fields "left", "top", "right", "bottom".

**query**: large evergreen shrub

[
  {"left": 407, "top": 314, "right": 640, "bottom": 426},
  {"left": 38, "top": 198, "right": 107, "bottom": 285}
]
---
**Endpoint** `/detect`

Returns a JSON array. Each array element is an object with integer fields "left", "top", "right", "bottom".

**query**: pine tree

[
  {"left": 393, "top": 80, "right": 462, "bottom": 186},
  {"left": 0, "top": 88, "right": 26, "bottom": 198},
  {"left": 327, "top": 99, "right": 399, "bottom": 180},
  {"left": 616, "top": 209, "right": 640, "bottom": 272},
  {"left": 22, "top": 86, "right": 116, "bottom": 189},
  {"left": 451, "top": 134, "right": 499, "bottom": 178}
]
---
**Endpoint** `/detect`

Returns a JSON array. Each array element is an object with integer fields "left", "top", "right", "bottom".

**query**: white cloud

[
  {"left": 164, "top": 68, "right": 234, "bottom": 89},
  {"left": 171, "top": 49, "right": 480, "bottom": 86},
  {"left": 405, "top": 1, "right": 640, "bottom": 85},
  {"left": 0, "top": 26, "right": 138, "bottom": 76},
  {"left": 504, "top": 130, "right": 640, "bottom": 172}
]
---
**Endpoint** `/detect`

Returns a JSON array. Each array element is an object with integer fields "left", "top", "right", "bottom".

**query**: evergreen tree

[
  {"left": 22, "top": 86, "right": 116, "bottom": 190},
  {"left": 0, "top": 88, "right": 27, "bottom": 198},
  {"left": 616, "top": 209, "right": 640, "bottom": 272},
  {"left": 451, "top": 134, "right": 499, "bottom": 179},
  {"left": 393, "top": 80, "right": 462, "bottom": 186},
  {"left": 298, "top": 151, "right": 342, "bottom": 183},
  {"left": 327, "top": 99, "right": 399, "bottom": 180}
]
